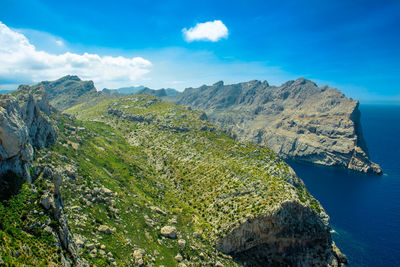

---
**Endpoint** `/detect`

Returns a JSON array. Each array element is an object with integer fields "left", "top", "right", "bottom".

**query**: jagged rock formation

[
  {"left": 168, "top": 78, "right": 382, "bottom": 174},
  {"left": 15, "top": 85, "right": 57, "bottom": 149},
  {"left": 0, "top": 86, "right": 56, "bottom": 182},
  {"left": 0, "top": 95, "right": 33, "bottom": 180},
  {"left": 38, "top": 166, "right": 84, "bottom": 266}
]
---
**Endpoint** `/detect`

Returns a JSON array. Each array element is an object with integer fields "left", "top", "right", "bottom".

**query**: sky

[{"left": 0, "top": 0, "right": 399, "bottom": 104}]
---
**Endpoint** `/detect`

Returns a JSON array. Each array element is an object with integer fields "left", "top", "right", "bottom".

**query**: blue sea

[{"left": 288, "top": 105, "right": 400, "bottom": 267}]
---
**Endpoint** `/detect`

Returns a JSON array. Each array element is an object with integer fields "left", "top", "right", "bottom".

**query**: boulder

[
  {"left": 160, "top": 226, "right": 177, "bottom": 239},
  {"left": 178, "top": 239, "right": 186, "bottom": 249},
  {"left": 98, "top": 225, "right": 115, "bottom": 234}
]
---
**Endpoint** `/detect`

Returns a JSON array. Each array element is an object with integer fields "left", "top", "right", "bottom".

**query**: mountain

[
  {"left": 102, "top": 85, "right": 146, "bottom": 95},
  {"left": 137, "top": 87, "right": 167, "bottom": 97},
  {"left": 167, "top": 79, "right": 382, "bottom": 174},
  {"left": 165, "top": 88, "right": 180, "bottom": 96},
  {"left": 0, "top": 76, "right": 346, "bottom": 266},
  {"left": 17, "top": 75, "right": 99, "bottom": 111},
  {"left": 102, "top": 86, "right": 179, "bottom": 96}
]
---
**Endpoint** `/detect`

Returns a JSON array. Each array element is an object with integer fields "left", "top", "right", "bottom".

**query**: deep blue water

[{"left": 287, "top": 105, "right": 400, "bottom": 267}]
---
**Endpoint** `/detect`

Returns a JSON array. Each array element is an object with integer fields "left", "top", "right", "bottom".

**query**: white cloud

[
  {"left": 183, "top": 20, "right": 228, "bottom": 42},
  {"left": 0, "top": 21, "right": 152, "bottom": 89},
  {"left": 55, "top": 40, "right": 63, "bottom": 46}
]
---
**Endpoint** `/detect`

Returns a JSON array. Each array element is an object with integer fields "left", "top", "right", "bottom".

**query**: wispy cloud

[
  {"left": 182, "top": 20, "right": 228, "bottom": 42},
  {"left": 0, "top": 21, "right": 152, "bottom": 89},
  {"left": 55, "top": 40, "right": 63, "bottom": 46}
]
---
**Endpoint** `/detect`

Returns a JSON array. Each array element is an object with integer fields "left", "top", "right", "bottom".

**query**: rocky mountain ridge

[
  {"left": 0, "top": 76, "right": 346, "bottom": 266},
  {"left": 102, "top": 85, "right": 179, "bottom": 97},
  {"left": 167, "top": 78, "right": 382, "bottom": 174}
]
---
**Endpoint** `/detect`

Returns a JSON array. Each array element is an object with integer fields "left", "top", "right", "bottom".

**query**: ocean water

[{"left": 287, "top": 105, "right": 400, "bottom": 267}]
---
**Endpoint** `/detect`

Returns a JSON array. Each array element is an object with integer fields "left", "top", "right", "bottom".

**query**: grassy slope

[{"left": 1, "top": 94, "right": 321, "bottom": 266}]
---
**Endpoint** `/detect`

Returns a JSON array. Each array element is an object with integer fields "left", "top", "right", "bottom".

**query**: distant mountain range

[
  {"left": 0, "top": 89, "right": 14, "bottom": 94},
  {"left": 102, "top": 86, "right": 179, "bottom": 97}
]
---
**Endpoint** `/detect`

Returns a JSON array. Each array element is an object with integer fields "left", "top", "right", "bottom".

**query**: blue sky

[{"left": 0, "top": 0, "right": 399, "bottom": 103}]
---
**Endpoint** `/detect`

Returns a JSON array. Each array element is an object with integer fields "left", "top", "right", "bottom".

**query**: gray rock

[
  {"left": 98, "top": 225, "right": 115, "bottom": 234},
  {"left": 0, "top": 95, "right": 33, "bottom": 180},
  {"left": 175, "top": 253, "right": 183, "bottom": 262},
  {"left": 168, "top": 78, "right": 382, "bottom": 174},
  {"left": 41, "top": 193, "right": 54, "bottom": 210},
  {"left": 178, "top": 239, "right": 186, "bottom": 249},
  {"left": 215, "top": 201, "right": 346, "bottom": 266}
]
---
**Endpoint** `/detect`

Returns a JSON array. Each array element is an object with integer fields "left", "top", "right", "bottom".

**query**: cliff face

[
  {"left": 169, "top": 78, "right": 382, "bottom": 174},
  {"left": 217, "top": 201, "right": 346, "bottom": 266},
  {"left": 0, "top": 95, "right": 33, "bottom": 180},
  {"left": 0, "top": 86, "right": 57, "bottom": 181}
]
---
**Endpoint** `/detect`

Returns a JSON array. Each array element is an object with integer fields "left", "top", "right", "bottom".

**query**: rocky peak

[
  {"left": 26, "top": 76, "right": 98, "bottom": 111},
  {"left": 54, "top": 75, "right": 82, "bottom": 83},
  {"left": 213, "top": 81, "right": 224, "bottom": 87}
]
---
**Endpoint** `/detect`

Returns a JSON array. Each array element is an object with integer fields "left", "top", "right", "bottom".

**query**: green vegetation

[
  {"left": 0, "top": 179, "right": 61, "bottom": 265},
  {"left": 1, "top": 93, "right": 324, "bottom": 266}
]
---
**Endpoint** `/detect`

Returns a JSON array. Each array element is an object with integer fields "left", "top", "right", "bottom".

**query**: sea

[{"left": 287, "top": 104, "right": 400, "bottom": 267}]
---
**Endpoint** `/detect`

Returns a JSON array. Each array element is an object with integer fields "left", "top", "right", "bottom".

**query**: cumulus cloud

[
  {"left": 0, "top": 21, "right": 152, "bottom": 89},
  {"left": 182, "top": 20, "right": 228, "bottom": 42}
]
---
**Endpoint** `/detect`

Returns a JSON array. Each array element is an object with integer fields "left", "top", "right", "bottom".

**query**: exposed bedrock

[
  {"left": 0, "top": 87, "right": 57, "bottom": 182},
  {"left": 169, "top": 78, "right": 382, "bottom": 174},
  {"left": 217, "top": 201, "right": 347, "bottom": 266}
]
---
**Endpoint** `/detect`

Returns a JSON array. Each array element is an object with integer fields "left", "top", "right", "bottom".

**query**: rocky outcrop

[
  {"left": 16, "top": 85, "right": 57, "bottom": 149},
  {"left": 0, "top": 87, "right": 57, "bottom": 187},
  {"left": 0, "top": 95, "right": 33, "bottom": 180},
  {"left": 39, "top": 166, "right": 84, "bottom": 266},
  {"left": 217, "top": 201, "right": 346, "bottom": 266},
  {"left": 168, "top": 78, "right": 382, "bottom": 174}
]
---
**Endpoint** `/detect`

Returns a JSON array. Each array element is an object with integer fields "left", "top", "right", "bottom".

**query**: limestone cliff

[
  {"left": 0, "top": 95, "right": 33, "bottom": 180},
  {"left": 168, "top": 78, "right": 382, "bottom": 174},
  {"left": 0, "top": 86, "right": 57, "bottom": 181}
]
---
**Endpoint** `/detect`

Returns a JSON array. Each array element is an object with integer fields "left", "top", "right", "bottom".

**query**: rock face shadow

[
  {"left": 217, "top": 201, "right": 346, "bottom": 266},
  {"left": 0, "top": 170, "right": 24, "bottom": 201}
]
